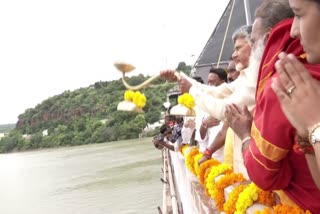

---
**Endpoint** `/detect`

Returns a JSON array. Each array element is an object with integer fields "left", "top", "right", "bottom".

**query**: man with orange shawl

[{"left": 225, "top": 18, "right": 320, "bottom": 213}]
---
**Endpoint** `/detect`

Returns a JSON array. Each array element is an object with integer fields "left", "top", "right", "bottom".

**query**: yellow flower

[
  {"left": 193, "top": 153, "right": 204, "bottom": 177},
  {"left": 133, "top": 91, "right": 146, "bottom": 108},
  {"left": 124, "top": 90, "right": 135, "bottom": 101},
  {"left": 198, "top": 159, "right": 221, "bottom": 186},
  {"left": 178, "top": 93, "right": 195, "bottom": 109},
  {"left": 235, "top": 182, "right": 260, "bottom": 214},
  {"left": 185, "top": 147, "right": 199, "bottom": 175},
  {"left": 224, "top": 184, "right": 248, "bottom": 214},
  {"left": 212, "top": 173, "right": 246, "bottom": 211},
  {"left": 123, "top": 90, "right": 147, "bottom": 110},
  {"left": 179, "top": 144, "right": 189, "bottom": 156},
  {"left": 205, "top": 163, "right": 232, "bottom": 198}
]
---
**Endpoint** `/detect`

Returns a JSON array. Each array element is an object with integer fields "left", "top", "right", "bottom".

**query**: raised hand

[
  {"left": 178, "top": 76, "right": 192, "bottom": 94},
  {"left": 160, "top": 70, "right": 179, "bottom": 82},
  {"left": 203, "top": 116, "right": 220, "bottom": 128},
  {"left": 185, "top": 118, "right": 196, "bottom": 129}
]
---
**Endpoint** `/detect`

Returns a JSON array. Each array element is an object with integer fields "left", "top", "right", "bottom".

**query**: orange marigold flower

[
  {"left": 198, "top": 159, "right": 221, "bottom": 186},
  {"left": 213, "top": 173, "right": 246, "bottom": 211},
  {"left": 254, "top": 205, "right": 312, "bottom": 214},
  {"left": 256, "top": 190, "right": 275, "bottom": 207},
  {"left": 224, "top": 184, "right": 248, "bottom": 214},
  {"left": 179, "top": 144, "right": 188, "bottom": 156},
  {"left": 185, "top": 147, "right": 199, "bottom": 174}
]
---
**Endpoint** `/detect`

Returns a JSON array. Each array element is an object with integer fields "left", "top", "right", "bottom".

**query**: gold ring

[{"left": 287, "top": 85, "right": 296, "bottom": 95}]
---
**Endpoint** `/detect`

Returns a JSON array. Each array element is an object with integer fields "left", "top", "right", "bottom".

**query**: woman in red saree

[
  {"left": 271, "top": 0, "right": 320, "bottom": 190},
  {"left": 225, "top": 17, "right": 320, "bottom": 213}
]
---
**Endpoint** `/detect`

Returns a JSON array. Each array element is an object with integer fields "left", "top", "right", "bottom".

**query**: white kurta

[
  {"left": 182, "top": 68, "right": 257, "bottom": 177},
  {"left": 194, "top": 108, "right": 225, "bottom": 162},
  {"left": 181, "top": 116, "right": 195, "bottom": 145},
  {"left": 183, "top": 68, "right": 256, "bottom": 120}
]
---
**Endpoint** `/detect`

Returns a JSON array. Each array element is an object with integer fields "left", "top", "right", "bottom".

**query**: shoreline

[{"left": 0, "top": 137, "right": 153, "bottom": 155}]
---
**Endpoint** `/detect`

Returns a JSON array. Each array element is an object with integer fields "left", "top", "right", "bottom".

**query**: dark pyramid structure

[{"left": 193, "top": 0, "right": 263, "bottom": 83}]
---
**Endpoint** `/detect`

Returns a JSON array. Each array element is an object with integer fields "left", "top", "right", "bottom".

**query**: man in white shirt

[
  {"left": 161, "top": 0, "right": 296, "bottom": 177},
  {"left": 160, "top": 1, "right": 295, "bottom": 122},
  {"left": 161, "top": 26, "right": 253, "bottom": 177},
  {"left": 194, "top": 68, "right": 228, "bottom": 162},
  {"left": 160, "top": 25, "right": 254, "bottom": 120}
]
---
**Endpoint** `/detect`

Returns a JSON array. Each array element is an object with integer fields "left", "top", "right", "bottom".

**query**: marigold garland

[
  {"left": 203, "top": 166, "right": 214, "bottom": 195},
  {"left": 198, "top": 159, "right": 221, "bottom": 186},
  {"left": 235, "top": 182, "right": 261, "bottom": 214},
  {"left": 224, "top": 184, "right": 249, "bottom": 214},
  {"left": 178, "top": 93, "right": 195, "bottom": 110},
  {"left": 179, "top": 144, "right": 189, "bottom": 156},
  {"left": 256, "top": 190, "right": 275, "bottom": 207},
  {"left": 205, "top": 163, "right": 232, "bottom": 198},
  {"left": 255, "top": 208, "right": 272, "bottom": 214},
  {"left": 185, "top": 147, "right": 199, "bottom": 175},
  {"left": 212, "top": 173, "right": 246, "bottom": 211},
  {"left": 194, "top": 153, "right": 204, "bottom": 177},
  {"left": 255, "top": 205, "right": 312, "bottom": 214}
]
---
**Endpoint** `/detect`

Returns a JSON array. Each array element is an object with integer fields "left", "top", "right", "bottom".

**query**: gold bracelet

[{"left": 308, "top": 122, "right": 320, "bottom": 146}]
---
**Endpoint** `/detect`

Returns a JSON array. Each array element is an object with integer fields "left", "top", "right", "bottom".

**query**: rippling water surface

[{"left": 0, "top": 138, "right": 162, "bottom": 214}]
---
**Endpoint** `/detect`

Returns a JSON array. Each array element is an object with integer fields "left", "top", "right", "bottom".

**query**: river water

[{"left": 0, "top": 138, "right": 162, "bottom": 214}]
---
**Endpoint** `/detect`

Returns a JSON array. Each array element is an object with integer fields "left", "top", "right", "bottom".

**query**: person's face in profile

[{"left": 227, "top": 61, "right": 239, "bottom": 82}]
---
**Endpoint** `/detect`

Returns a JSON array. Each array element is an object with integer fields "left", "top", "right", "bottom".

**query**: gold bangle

[{"left": 308, "top": 123, "right": 320, "bottom": 146}]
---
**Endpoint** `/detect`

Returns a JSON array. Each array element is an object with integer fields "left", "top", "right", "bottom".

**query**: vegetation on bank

[
  {"left": 0, "top": 124, "right": 15, "bottom": 133},
  {"left": 0, "top": 62, "right": 191, "bottom": 153}
]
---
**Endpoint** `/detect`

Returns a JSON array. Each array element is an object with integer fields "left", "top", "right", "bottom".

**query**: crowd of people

[{"left": 152, "top": 0, "right": 320, "bottom": 213}]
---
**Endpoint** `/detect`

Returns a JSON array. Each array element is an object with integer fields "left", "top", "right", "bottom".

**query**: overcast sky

[{"left": 0, "top": 0, "right": 229, "bottom": 124}]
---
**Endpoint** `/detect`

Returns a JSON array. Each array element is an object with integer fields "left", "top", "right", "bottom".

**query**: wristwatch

[{"left": 309, "top": 123, "right": 320, "bottom": 146}]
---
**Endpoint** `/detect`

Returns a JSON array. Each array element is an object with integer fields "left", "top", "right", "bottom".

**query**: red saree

[{"left": 244, "top": 18, "right": 320, "bottom": 213}]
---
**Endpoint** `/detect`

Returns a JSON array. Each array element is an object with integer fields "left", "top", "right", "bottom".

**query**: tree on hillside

[
  {"left": 176, "top": 61, "right": 192, "bottom": 76},
  {"left": 0, "top": 64, "right": 194, "bottom": 153}
]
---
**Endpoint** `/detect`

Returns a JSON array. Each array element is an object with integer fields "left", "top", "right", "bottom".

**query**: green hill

[
  {"left": 0, "top": 124, "right": 15, "bottom": 133},
  {"left": 0, "top": 62, "right": 191, "bottom": 153}
]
